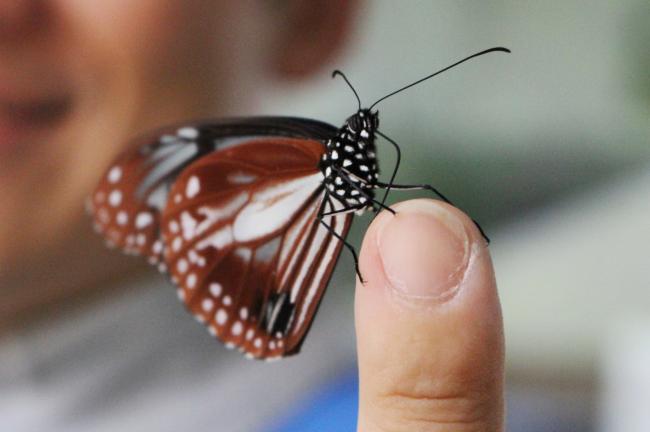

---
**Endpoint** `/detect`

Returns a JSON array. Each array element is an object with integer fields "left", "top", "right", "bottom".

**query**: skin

[
  {"left": 0, "top": 1, "right": 504, "bottom": 430},
  {"left": 357, "top": 199, "right": 504, "bottom": 431}
]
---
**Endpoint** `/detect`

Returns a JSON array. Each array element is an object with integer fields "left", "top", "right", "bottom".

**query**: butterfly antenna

[
  {"left": 332, "top": 70, "right": 362, "bottom": 111},
  {"left": 369, "top": 47, "right": 511, "bottom": 110}
]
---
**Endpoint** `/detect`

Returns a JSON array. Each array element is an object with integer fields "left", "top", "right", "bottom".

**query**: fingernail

[{"left": 376, "top": 200, "right": 472, "bottom": 301}]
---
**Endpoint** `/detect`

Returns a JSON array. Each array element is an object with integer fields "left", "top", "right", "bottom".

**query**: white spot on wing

[
  {"left": 108, "top": 166, "right": 122, "bottom": 183},
  {"left": 185, "top": 176, "right": 200, "bottom": 199},
  {"left": 202, "top": 298, "right": 214, "bottom": 312},
  {"left": 116, "top": 211, "right": 128, "bottom": 225},
  {"left": 152, "top": 240, "right": 163, "bottom": 254},
  {"left": 210, "top": 283, "right": 222, "bottom": 297},
  {"left": 135, "top": 212, "right": 153, "bottom": 229},
  {"left": 216, "top": 309, "right": 228, "bottom": 325},
  {"left": 177, "top": 127, "right": 199, "bottom": 139},
  {"left": 180, "top": 211, "right": 198, "bottom": 241},
  {"left": 108, "top": 190, "right": 122, "bottom": 207},
  {"left": 186, "top": 273, "right": 197, "bottom": 289},
  {"left": 176, "top": 259, "right": 188, "bottom": 274}
]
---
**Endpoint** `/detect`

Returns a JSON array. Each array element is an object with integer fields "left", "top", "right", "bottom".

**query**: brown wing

[
  {"left": 161, "top": 138, "right": 353, "bottom": 359},
  {"left": 88, "top": 138, "right": 171, "bottom": 266},
  {"left": 89, "top": 117, "right": 339, "bottom": 268}
]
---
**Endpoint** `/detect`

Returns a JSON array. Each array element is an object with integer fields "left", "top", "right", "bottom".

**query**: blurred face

[
  {"left": 0, "top": 1, "right": 264, "bottom": 271},
  {"left": 0, "top": 0, "right": 358, "bottom": 326}
]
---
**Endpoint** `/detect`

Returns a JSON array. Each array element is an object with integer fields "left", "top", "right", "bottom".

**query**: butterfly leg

[
  {"left": 375, "top": 130, "right": 401, "bottom": 212},
  {"left": 332, "top": 167, "right": 396, "bottom": 215},
  {"left": 374, "top": 181, "right": 452, "bottom": 203},
  {"left": 318, "top": 197, "right": 365, "bottom": 283},
  {"left": 319, "top": 217, "right": 365, "bottom": 283},
  {"left": 374, "top": 181, "right": 490, "bottom": 243},
  {"left": 321, "top": 203, "right": 366, "bottom": 217}
]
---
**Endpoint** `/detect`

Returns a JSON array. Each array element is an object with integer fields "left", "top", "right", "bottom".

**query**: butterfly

[{"left": 88, "top": 47, "right": 509, "bottom": 360}]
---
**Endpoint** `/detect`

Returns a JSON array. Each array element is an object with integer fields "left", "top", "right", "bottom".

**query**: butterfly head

[{"left": 344, "top": 109, "right": 378, "bottom": 138}]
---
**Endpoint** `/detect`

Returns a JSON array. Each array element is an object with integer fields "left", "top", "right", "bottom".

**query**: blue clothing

[{"left": 268, "top": 370, "right": 358, "bottom": 432}]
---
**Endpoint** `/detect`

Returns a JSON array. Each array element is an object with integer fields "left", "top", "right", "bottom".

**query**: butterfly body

[{"left": 320, "top": 109, "right": 379, "bottom": 212}]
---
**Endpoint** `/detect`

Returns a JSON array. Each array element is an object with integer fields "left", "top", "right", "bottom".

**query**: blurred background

[
  {"left": 261, "top": 1, "right": 649, "bottom": 430},
  {"left": 2, "top": 1, "right": 649, "bottom": 431}
]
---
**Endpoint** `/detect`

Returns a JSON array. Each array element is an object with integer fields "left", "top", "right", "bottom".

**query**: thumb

[{"left": 355, "top": 199, "right": 504, "bottom": 432}]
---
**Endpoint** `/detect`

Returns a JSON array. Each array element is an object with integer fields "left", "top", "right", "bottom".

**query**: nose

[{"left": 0, "top": 0, "right": 43, "bottom": 38}]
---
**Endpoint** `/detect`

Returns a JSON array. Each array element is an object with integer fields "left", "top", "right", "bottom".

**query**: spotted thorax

[{"left": 320, "top": 109, "right": 379, "bottom": 211}]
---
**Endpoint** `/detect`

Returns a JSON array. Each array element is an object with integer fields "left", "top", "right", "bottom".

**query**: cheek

[
  {"left": 63, "top": 0, "right": 238, "bottom": 125},
  {"left": 57, "top": 0, "right": 241, "bottom": 197},
  {"left": 60, "top": 1, "right": 242, "bottom": 188}
]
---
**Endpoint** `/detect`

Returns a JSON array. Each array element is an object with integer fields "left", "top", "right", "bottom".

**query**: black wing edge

[{"left": 131, "top": 116, "right": 339, "bottom": 147}]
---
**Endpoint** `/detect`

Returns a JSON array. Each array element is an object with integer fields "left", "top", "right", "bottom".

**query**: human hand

[{"left": 355, "top": 199, "right": 504, "bottom": 431}]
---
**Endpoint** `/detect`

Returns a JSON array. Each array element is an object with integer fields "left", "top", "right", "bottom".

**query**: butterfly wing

[
  {"left": 89, "top": 117, "right": 336, "bottom": 265},
  {"left": 90, "top": 118, "right": 352, "bottom": 359},
  {"left": 162, "top": 138, "right": 352, "bottom": 358}
]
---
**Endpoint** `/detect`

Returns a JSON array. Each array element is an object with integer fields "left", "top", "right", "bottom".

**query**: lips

[{"left": 0, "top": 92, "right": 73, "bottom": 155}]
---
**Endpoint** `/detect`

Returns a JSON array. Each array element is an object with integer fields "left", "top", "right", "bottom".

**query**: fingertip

[
  {"left": 355, "top": 199, "right": 504, "bottom": 431},
  {"left": 358, "top": 199, "right": 487, "bottom": 301}
]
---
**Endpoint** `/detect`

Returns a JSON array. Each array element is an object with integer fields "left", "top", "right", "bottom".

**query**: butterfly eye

[{"left": 347, "top": 115, "right": 362, "bottom": 132}]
